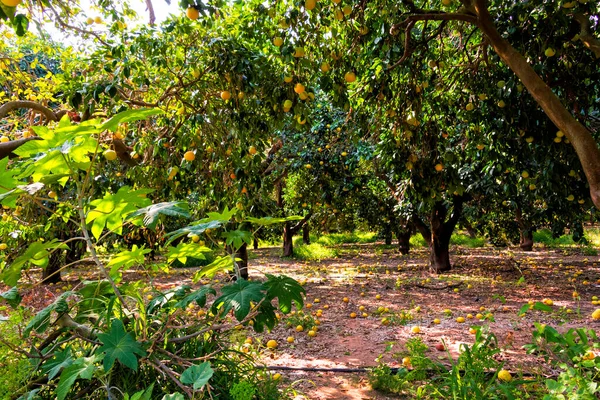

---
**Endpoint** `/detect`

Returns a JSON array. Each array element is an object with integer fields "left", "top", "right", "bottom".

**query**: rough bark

[
  {"left": 302, "top": 223, "right": 310, "bottom": 245},
  {"left": 253, "top": 237, "right": 259, "bottom": 250},
  {"left": 0, "top": 100, "right": 64, "bottom": 121},
  {"left": 515, "top": 207, "right": 534, "bottom": 251},
  {"left": 472, "top": 0, "right": 600, "bottom": 209},
  {"left": 283, "top": 223, "right": 294, "bottom": 257},
  {"left": 396, "top": 230, "right": 411, "bottom": 255},
  {"left": 236, "top": 243, "right": 249, "bottom": 280}
]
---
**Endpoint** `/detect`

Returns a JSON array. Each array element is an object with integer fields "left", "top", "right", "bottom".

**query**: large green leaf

[
  {"left": 161, "top": 394, "right": 185, "bottom": 400},
  {"left": 1, "top": 240, "right": 68, "bottom": 286},
  {"left": 211, "top": 279, "right": 264, "bottom": 321},
  {"left": 0, "top": 157, "right": 22, "bottom": 207},
  {"left": 251, "top": 302, "right": 278, "bottom": 333},
  {"left": 173, "top": 286, "right": 216, "bottom": 309},
  {"left": 166, "top": 242, "right": 211, "bottom": 265},
  {"left": 100, "top": 108, "right": 164, "bottom": 132},
  {"left": 262, "top": 274, "right": 305, "bottom": 314},
  {"left": 126, "top": 384, "right": 154, "bottom": 400},
  {"left": 56, "top": 356, "right": 97, "bottom": 400},
  {"left": 0, "top": 286, "right": 21, "bottom": 308},
  {"left": 192, "top": 255, "right": 236, "bottom": 283},
  {"left": 24, "top": 291, "right": 74, "bottom": 337},
  {"left": 180, "top": 362, "right": 213, "bottom": 390},
  {"left": 107, "top": 245, "right": 151, "bottom": 282},
  {"left": 165, "top": 220, "right": 224, "bottom": 244},
  {"left": 42, "top": 347, "right": 73, "bottom": 380},
  {"left": 96, "top": 319, "right": 146, "bottom": 372},
  {"left": 222, "top": 230, "right": 253, "bottom": 250},
  {"left": 128, "top": 201, "right": 190, "bottom": 230},
  {"left": 204, "top": 206, "right": 237, "bottom": 223},
  {"left": 86, "top": 187, "right": 153, "bottom": 240}
]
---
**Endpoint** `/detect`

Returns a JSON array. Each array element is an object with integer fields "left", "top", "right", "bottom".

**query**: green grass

[
  {"left": 315, "top": 231, "right": 378, "bottom": 246},
  {"left": 450, "top": 233, "right": 486, "bottom": 247},
  {"left": 409, "top": 233, "right": 427, "bottom": 247},
  {"left": 292, "top": 242, "right": 339, "bottom": 261},
  {"left": 533, "top": 229, "right": 578, "bottom": 247},
  {"left": 586, "top": 228, "right": 600, "bottom": 247}
]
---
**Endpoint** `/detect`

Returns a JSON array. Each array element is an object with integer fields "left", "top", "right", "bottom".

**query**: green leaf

[
  {"left": 161, "top": 394, "right": 185, "bottom": 400},
  {"left": 0, "top": 157, "right": 22, "bottom": 207},
  {"left": 128, "top": 201, "right": 190, "bottom": 230},
  {"left": 166, "top": 242, "right": 211, "bottom": 265},
  {"left": 24, "top": 291, "right": 74, "bottom": 337},
  {"left": 222, "top": 230, "right": 253, "bottom": 250},
  {"left": 532, "top": 302, "right": 553, "bottom": 312},
  {"left": 42, "top": 347, "right": 73, "bottom": 380},
  {"left": 192, "top": 255, "right": 236, "bottom": 282},
  {"left": 251, "top": 302, "right": 278, "bottom": 333},
  {"left": 100, "top": 108, "right": 164, "bottom": 132},
  {"left": 165, "top": 220, "right": 223, "bottom": 244},
  {"left": 107, "top": 245, "right": 151, "bottom": 282},
  {"left": 173, "top": 286, "right": 216, "bottom": 309},
  {"left": 211, "top": 280, "right": 264, "bottom": 321},
  {"left": 1, "top": 240, "right": 68, "bottom": 286},
  {"left": 180, "top": 362, "right": 213, "bottom": 390},
  {"left": 204, "top": 206, "right": 237, "bottom": 223},
  {"left": 0, "top": 286, "right": 21, "bottom": 308},
  {"left": 96, "top": 319, "right": 146, "bottom": 372},
  {"left": 128, "top": 384, "right": 154, "bottom": 400},
  {"left": 245, "top": 215, "right": 303, "bottom": 226},
  {"left": 56, "top": 356, "right": 97, "bottom": 400},
  {"left": 262, "top": 274, "right": 305, "bottom": 314},
  {"left": 12, "top": 14, "right": 29, "bottom": 36},
  {"left": 86, "top": 187, "right": 153, "bottom": 240}
]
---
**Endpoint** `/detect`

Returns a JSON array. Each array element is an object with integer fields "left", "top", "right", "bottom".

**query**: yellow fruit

[
  {"left": 456, "top": 317, "right": 465, "bottom": 323},
  {"left": 469, "top": 327, "right": 477, "bottom": 334},
  {"left": 435, "top": 163, "right": 444, "bottom": 172},
  {"left": 272, "top": 373, "right": 282, "bottom": 380},
  {"left": 544, "top": 48, "right": 555, "bottom": 57},
  {"left": 248, "top": 146, "right": 257, "bottom": 155},
  {"left": 184, "top": 151, "right": 195, "bottom": 161},
  {"left": 341, "top": 151, "right": 348, "bottom": 157},
  {"left": 86, "top": 17, "right": 94, "bottom": 25},
  {"left": 343, "top": 5, "right": 352, "bottom": 15},
  {"left": 442, "top": 0, "right": 452, "bottom": 5},
  {"left": 476, "top": 144, "right": 485, "bottom": 150},
  {"left": 411, "top": 326, "right": 421, "bottom": 334},
  {"left": 321, "top": 62, "right": 330, "bottom": 72},
  {"left": 221, "top": 90, "right": 231, "bottom": 100},
  {"left": 0, "top": 243, "right": 7, "bottom": 250},
  {"left": 296, "top": 325, "right": 304, "bottom": 332},
  {"left": 238, "top": 92, "right": 245, "bottom": 100},
  {"left": 266, "top": 339, "right": 278, "bottom": 349},
  {"left": 94, "top": 16, "right": 102, "bottom": 24},
  {"left": 350, "top": 312, "right": 357, "bottom": 318},
  {"left": 305, "top": 0, "right": 316, "bottom": 10},
  {"left": 273, "top": 37, "right": 283, "bottom": 47},
  {"left": 103, "top": 149, "right": 117, "bottom": 161},
  {"left": 497, "top": 369, "right": 512, "bottom": 382},
  {"left": 287, "top": 336, "right": 295, "bottom": 344},
  {"left": 305, "top": 164, "right": 312, "bottom": 169},
  {"left": 478, "top": 93, "right": 488, "bottom": 100},
  {"left": 344, "top": 72, "right": 356, "bottom": 83},
  {"left": 525, "top": 136, "right": 534, "bottom": 143},
  {"left": 433, "top": 318, "right": 441, "bottom": 324},
  {"left": 497, "top": 80, "right": 506, "bottom": 88},
  {"left": 293, "top": 47, "right": 305, "bottom": 57},
  {"left": 402, "top": 357, "right": 411, "bottom": 367},
  {"left": 466, "top": 103, "right": 474, "bottom": 111},
  {"left": 191, "top": 234, "right": 200, "bottom": 243},
  {"left": 307, "top": 330, "right": 316, "bottom": 337},
  {"left": 567, "top": 194, "right": 575, "bottom": 201},
  {"left": 294, "top": 83, "right": 305, "bottom": 94},
  {"left": 497, "top": 100, "right": 506, "bottom": 108},
  {"left": 343, "top": 297, "right": 349, "bottom": 303},
  {"left": 375, "top": 294, "right": 381, "bottom": 299},
  {"left": 0, "top": 136, "right": 9, "bottom": 143},
  {"left": 186, "top": 7, "right": 200, "bottom": 20},
  {"left": 521, "top": 171, "right": 529, "bottom": 178},
  {"left": 556, "top": 130, "right": 564, "bottom": 138},
  {"left": 591, "top": 309, "right": 600, "bottom": 320}
]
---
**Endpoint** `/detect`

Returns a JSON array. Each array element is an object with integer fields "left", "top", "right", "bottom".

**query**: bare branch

[
  {"left": 574, "top": 13, "right": 600, "bottom": 59},
  {"left": 0, "top": 100, "right": 60, "bottom": 121},
  {"left": 0, "top": 136, "right": 43, "bottom": 160},
  {"left": 145, "top": 0, "right": 156, "bottom": 25}
]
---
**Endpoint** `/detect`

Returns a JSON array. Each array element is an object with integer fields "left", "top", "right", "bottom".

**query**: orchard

[{"left": 0, "top": 0, "right": 599, "bottom": 398}]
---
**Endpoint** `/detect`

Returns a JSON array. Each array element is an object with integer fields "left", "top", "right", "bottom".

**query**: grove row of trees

[{"left": 0, "top": 0, "right": 599, "bottom": 275}]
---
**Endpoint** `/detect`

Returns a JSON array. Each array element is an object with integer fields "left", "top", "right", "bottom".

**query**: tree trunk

[
  {"left": 396, "top": 231, "right": 411, "bottom": 255},
  {"left": 519, "top": 229, "right": 534, "bottom": 252},
  {"left": 515, "top": 207, "right": 534, "bottom": 251},
  {"left": 283, "top": 223, "right": 294, "bottom": 257},
  {"left": 302, "top": 223, "right": 310, "bottom": 244},
  {"left": 42, "top": 253, "right": 63, "bottom": 284},
  {"left": 429, "top": 211, "right": 453, "bottom": 273},
  {"left": 253, "top": 237, "right": 259, "bottom": 250},
  {"left": 236, "top": 243, "right": 249, "bottom": 280},
  {"left": 384, "top": 230, "right": 393, "bottom": 245},
  {"left": 473, "top": 0, "right": 600, "bottom": 209},
  {"left": 430, "top": 233, "right": 452, "bottom": 273}
]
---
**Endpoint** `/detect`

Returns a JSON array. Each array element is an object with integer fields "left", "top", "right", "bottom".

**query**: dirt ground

[{"left": 6, "top": 241, "right": 600, "bottom": 399}]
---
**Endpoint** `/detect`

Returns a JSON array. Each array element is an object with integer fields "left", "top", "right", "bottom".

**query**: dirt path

[{"left": 6, "top": 242, "right": 599, "bottom": 399}]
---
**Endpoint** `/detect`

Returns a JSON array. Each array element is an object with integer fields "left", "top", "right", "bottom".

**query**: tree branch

[
  {"left": 0, "top": 100, "right": 60, "bottom": 121},
  {"left": 0, "top": 136, "right": 43, "bottom": 160},
  {"left": 145, "top": 0, "right": 156, "bottom": 25},
  {"left": 574, "top": 13, "right": 600, "bottom": 59}
]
